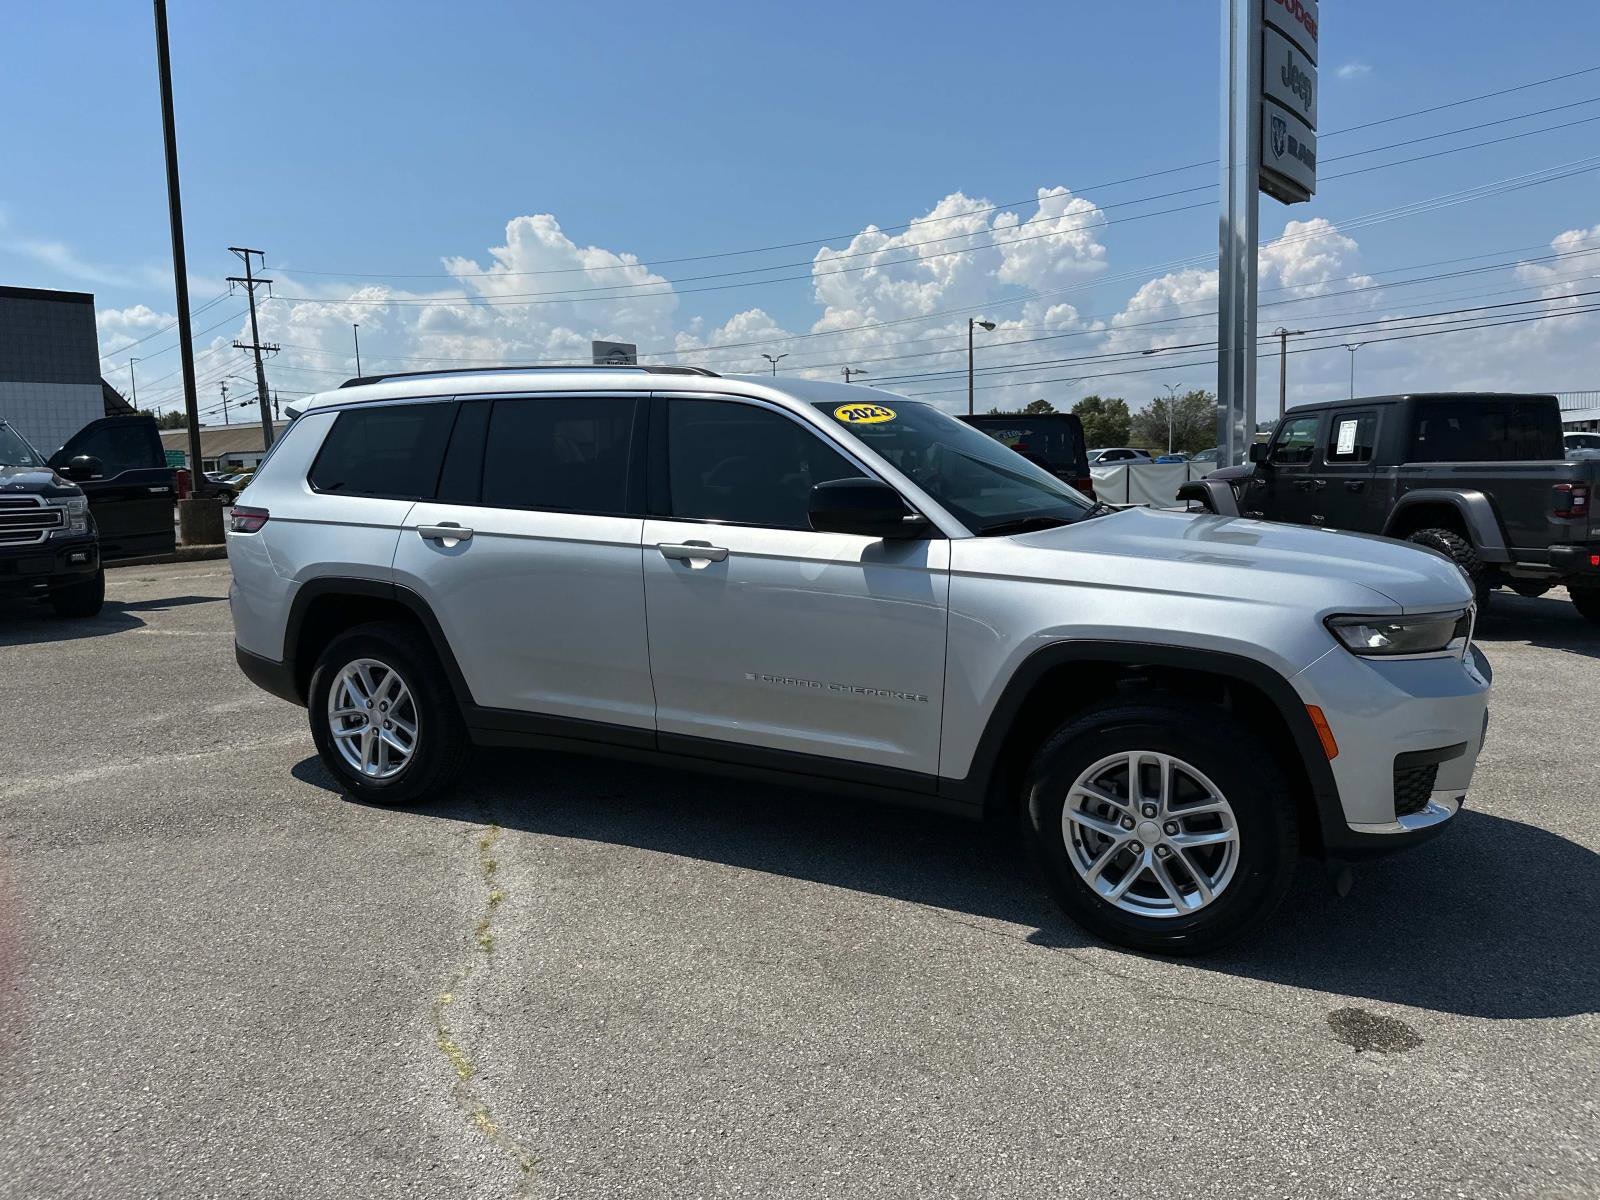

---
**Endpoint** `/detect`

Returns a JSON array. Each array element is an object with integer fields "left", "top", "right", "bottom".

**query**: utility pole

[
  {"left": 229, "top": 246, "right": 279, "bottom": 450},
  {"left": 1272, "top": 328, "right": 1303, "bottom": 415},
  {"left": 128, "top": 357, "right": 141, "bottom": 410},
  {"left": 352, "top": 323, "right": 362, "bottom": 377},
  {"left": 219, "top": 379, "right": 231, "bottom": 426},
  {"left": 153, "top": 0, "right": 206, "bottom": 500},
  {"left": 842, "top": 366, "right": 867, "bottom": 384},
  {"left": 761, "top": 352, "right": 787, "bottom": 376},
  {"left": 272, "top": 390, "right": 280, "bottom": 421},
  {"left": 967, "top": 318, "right": 996, "bottom": 415}
]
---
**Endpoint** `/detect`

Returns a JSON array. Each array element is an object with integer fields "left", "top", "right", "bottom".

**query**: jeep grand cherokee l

[{"left": 227, "top": 366, "right": 1490, "bottom": 953}]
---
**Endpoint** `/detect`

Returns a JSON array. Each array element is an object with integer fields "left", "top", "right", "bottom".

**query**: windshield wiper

[{"left": 976, "top": 514, "right": 1076, "bottom": 537}]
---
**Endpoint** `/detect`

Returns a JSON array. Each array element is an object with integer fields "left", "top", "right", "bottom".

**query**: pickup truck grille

[
  {"left": 1393, "top": 762, "right": 1439, "bottom": 818},
  {"left": 0, "top": 496, "right": 63, "bottom": 545}
]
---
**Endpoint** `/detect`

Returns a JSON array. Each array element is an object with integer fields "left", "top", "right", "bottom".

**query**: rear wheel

[
  {"left": 1023, "top": 699, "right": 1298, "bottom": 955},
  {"left": 308, "top": 621, "right": 467, "bottom": 805},
  {"left": 48, "top": 568, "right": 104, "bottom": 618},
  {"left": 1571, "top": 584, "right": 1600, "bottom": 626},
  {"left": 1406, "top": 527, "right": 1491, "bottom": 610}
]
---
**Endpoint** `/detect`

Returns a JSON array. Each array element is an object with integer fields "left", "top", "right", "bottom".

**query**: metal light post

[
  {"left": 1343, "top": 342, "right": 1366, "bottom": 398},
  {"left": 1273, "top": 327, "right": 1303, "bottom": 414},
  {"left": 842, "top": 366, "right": 867, "bottom": 384},
  {"left": 1216, "top": 0, "right": 1262, "bottom": 467},
  {"left": 128, "top": 357, "right": 141, "bottom": 410},
  {"left": 761, "top": 353, "right": 788, "bottom": 376},
  {"left": 1161, "top": 382, "right": 1182, "bottom": 453},
  {"left": 967, "top": 318, "right": 996, "bottom": 415},
  {"left": 352, "top": 324, "right": 362, "bottom": 377}
]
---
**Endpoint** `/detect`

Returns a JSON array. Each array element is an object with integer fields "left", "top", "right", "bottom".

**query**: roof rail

[{"left": 337, "top": 363, "right": 719, "bottom": 389}]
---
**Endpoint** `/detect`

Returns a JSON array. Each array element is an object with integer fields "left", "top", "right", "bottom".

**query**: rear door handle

[
  {"left": 1294, "top": 479, "right": 1315, "bottom": 491},
  {"left": 658, "top": 541, "right": 728, "bottom": 562},
  {"left": 1345, "top": 480, "right": 1366, "bottom": 492},
  {"left": 418, "top": 523, "right": 473, "bottom": 542}
]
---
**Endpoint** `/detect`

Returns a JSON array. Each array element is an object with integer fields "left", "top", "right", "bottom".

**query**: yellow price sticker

[{"left": 833, "top": 403, "right": 897, "bottom": 425}]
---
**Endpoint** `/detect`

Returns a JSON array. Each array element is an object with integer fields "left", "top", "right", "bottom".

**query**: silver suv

[{"left": 228, "top": 366, "right": 1490, "bottom": 953}]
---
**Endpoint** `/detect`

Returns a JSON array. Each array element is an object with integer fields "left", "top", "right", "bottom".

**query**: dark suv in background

[{"left": 958, "top": 412, "right": 1094, "bottom": 496}]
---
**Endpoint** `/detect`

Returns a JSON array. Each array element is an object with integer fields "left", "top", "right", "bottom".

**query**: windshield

[
  {"left": 816, "top": 398, "right": 1098, "bottom": 534},
  {"left": 0, "top": 422, "right": 44, "bottom": 468}
]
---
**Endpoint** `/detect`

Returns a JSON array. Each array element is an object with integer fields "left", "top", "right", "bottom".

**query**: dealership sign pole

[{"left": 1217, "top": 0, "right": 1317, "bottom": 466}]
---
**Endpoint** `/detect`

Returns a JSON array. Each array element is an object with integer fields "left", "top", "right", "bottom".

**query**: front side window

[
  {"left": 1270, "top": 415, "right": 1322, "bottom": 465},
  {"left": 480, "top": 396, "right": 642, "bottom": 515},
  {"left": 0, "top": 422, "right": 43, "bottom": 467},
  {"left": 1325, "top": 411, "right": 1378, "bottom": 464},
  {"left": 51, "top": 421, "right": 159, "bottom": 475},
  {"left": 816, "top": 397, "right": 1097, "bottom": 534},
  {"left": 668, "top": 400, "right": 864, "bottom": 529},
  {"left": 308, "top": 401, "right": 455, "bottom": 498}
]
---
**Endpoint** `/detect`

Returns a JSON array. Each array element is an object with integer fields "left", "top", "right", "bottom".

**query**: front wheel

[
  {"left": 1024, "top": 700, "right": 1298, "bottom": 955},
  {"left": 308, "top": 621, "right": 467, "bottom": 805},
  {"left": 48, "top": 568, "right": 104, "bottom": 618},
  {"left": 1405, "top": 527, "right": 1491, "bottom": 610}
]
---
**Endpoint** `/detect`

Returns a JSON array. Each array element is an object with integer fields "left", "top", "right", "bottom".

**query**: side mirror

[
  {"left": 809, "top": 478, "right": 929, "bottom": 540},
  {"left": 60, "top": 454, "right": 105, "bottom": 481},
  {"left": 1248, "top": 442, "right": 1270, "bottom": 465}
]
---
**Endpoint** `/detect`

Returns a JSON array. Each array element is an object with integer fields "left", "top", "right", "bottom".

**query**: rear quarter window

[
  {"left": 1411, "top": 400, "right": 1564, "bottom": 462},
  {"left": 307, "top": 402, "right": 456, "bottom": 498}
]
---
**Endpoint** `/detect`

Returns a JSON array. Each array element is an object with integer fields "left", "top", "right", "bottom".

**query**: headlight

[
  {"left": 44, "top": 494, "right": 89, "bottom": 536},
  {"left": 1326, "top": 608, "right": 1472, "bottom": 657}
]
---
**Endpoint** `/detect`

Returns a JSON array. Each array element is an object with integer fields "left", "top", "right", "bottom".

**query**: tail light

[
  {"left": 1552, "top": 482, "right": 1590, "bottom": 518},
  {"left": 1074, "top": 475, "right": 1096, "bottom": 499},
  {"left": 229, "top": 505, "right": 269, "bottom": 533}
]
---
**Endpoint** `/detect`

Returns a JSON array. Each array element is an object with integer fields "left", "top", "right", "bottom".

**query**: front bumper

[
  {"left": 1293, "top": 642, "right": 1490, "bottom": 859},
  {"left": 0, "top": 535, "right": 99, "bottom": 595}
]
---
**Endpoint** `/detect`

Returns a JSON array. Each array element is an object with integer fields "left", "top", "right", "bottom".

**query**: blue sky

[{"left": 4, "top": 0, "right": 1599, "bottom": 420}]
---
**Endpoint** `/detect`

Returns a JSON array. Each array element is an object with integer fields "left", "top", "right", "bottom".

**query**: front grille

[
  {"left": 0, "top": 497, "right": 63, "bottom": 545},
  {"left": 1393, "top": 762, "right": 1439, "bottom": 818}
]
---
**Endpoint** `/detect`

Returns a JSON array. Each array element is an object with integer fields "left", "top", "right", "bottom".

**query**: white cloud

[{"left": 1336, "top": 62, "right": 1372, "bottom": 80}]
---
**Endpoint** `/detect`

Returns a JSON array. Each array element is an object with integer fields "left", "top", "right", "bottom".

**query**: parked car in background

[
  {"left": 1565, "top": 431, "right": 1600, "bottom": 458},
  {"left": 1087, "top": 446, "right": 1153, "bottom": 464},
  {"left": 214, "top": 472, "right": 254, "bottom": 505},
  {"left": 228, "top": 365, "right": 1489, "bottom": 954},
  {"left": 0, "top": 418, "right": 103, "bottom": 616},
  {"left": 45, "top": 413, "right": 176, "bottom": 561},
  {"left": 1186, "top": 393, "right": 1600, "bottom": 621},
  {"left": 958, "top": 412, "right": 1093, "bottom": 496},
  {"left": 1190, "top": 447, "right": 1221, "bottom": 465},
  {"left": 1155, "top": 452, "right": 1189, "bottom": 464}
]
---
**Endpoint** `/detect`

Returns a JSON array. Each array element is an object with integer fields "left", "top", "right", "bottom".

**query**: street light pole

[
  {"left": 1161, "top": 382, "right": 1182, "bottom": 453},
  {"left": 1273, "top": 327, "right": 1303, "bottom": 414},
  {"left": 1343, "top": 342, "right": 1366, "bottom": 399},
  {"left": 128, "top": 357, "right": 141, "bottom": 410},
  {"left": 352, "top": 324, "right": 362, "bottom": 377},
  {"left": 842, "top": 366, "right": 867, "bottom": 384},
  {"left": 967, "top": 317, "right": 996, "bottom": 415},
  {"left": 761, "top": 353, "right": 787, "bottom": 376}
]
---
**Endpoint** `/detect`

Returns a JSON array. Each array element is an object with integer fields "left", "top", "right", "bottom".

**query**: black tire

[
  {"left": 307, "top": 621, "right": 468, "bottom": 805},
  {"left": 1571, "top": 584, "right": 1600, "bottom": 625},
  {"left": 1406, "top": 527, "right": 1492, "bottom": 610},
  {"left": 48, "top": 568, "right": 104, "bottom": 618},
  {"left": 1023, "top": 699, "right": 1298, "bottom": 955}
]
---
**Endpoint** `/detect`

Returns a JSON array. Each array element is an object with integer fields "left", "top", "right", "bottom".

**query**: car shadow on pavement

[
  {"left": 294, "top": 748, "right": 1599, "bottom": 1021},
  {"left": 0, "top": 599, "right": 145, "bottom": 645},
  {"left": 1476, "top": 590, "right": 1600, "bottom": 661}
]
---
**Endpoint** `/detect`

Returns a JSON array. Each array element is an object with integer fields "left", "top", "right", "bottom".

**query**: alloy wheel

[{"left": 327, "top": 657, "right": 419, "bottom": 780}]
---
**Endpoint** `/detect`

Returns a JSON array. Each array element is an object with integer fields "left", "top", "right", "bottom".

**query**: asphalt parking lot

[{"left": 1, "top": 560, "right": 1597, "bottom": 1199}]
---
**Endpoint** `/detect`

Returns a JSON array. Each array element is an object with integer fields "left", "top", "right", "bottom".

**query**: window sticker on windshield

[
  {"left": 1335, "top": 419, "right": 1358, "bottom": 456},
  {"left": 833, "top": 403, "right": 896, "bottom": 425}
]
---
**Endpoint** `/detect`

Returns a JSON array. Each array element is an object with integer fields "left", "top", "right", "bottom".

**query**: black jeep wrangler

[{"left": 1183, "top": 393, "right": 1600, "bottom": 622}]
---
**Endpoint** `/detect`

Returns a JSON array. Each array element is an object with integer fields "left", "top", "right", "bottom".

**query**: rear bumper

[
  {"left": 1546, "top": 541, "right": 1600, "bottom": 577},
  {"left": 0, "top": 536, "right": 99, "bottom": 594},
  {"left": 235, "top": 642, "right": 303, "bottom": 706}
]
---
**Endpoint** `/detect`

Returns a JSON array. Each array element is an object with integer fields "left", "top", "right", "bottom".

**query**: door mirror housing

[
  {"left": 60, "top": 454, "right": 105, "bottom": 481},
  {"left": 1248, "top": 442, "right": 1270, "bottom": 465},
  {"left": 808, "top": 478, "right": 930, "bottom": 539}
]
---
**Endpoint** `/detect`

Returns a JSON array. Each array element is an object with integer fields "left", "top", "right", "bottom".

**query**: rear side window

[
  {"left": 480, "top": 396, "right": 643, "bottom": 515},
  {"left": 1325, "top": 411, "right": 1378, "bottom": 464},
  {"left": 1411, "top": 399, "right": 1564, "bottom": 462},
  {"left": 308, "top": 402, "right": 455, "bottom": 498}
]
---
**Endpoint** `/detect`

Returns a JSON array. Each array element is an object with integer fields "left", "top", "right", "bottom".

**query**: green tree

[
  {"left": 1021, "top": 398, "right": 1057, "bottom": 415},
  {"left": 1072, "top": 395, "right": 1131, "bottom": 446},
  {"left": 154, "top": 409, "right": 187, "bottom": 430},
  {"left": 1131, "top": 389, "right": 1219, "bottom": 454}
]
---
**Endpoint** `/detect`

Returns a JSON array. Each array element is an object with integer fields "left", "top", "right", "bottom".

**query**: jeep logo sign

[
  {"left": 1258, "top": 0, "right": 1317, "bottom": 204},
  {"left": 1262, "top": 26, "right": 1317, "bottom": 128}
]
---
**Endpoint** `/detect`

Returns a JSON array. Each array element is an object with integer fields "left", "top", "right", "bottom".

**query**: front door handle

[
  {"left": 1345, "top": 480, "right": 1366, "bottom": 492},
  {"left": 658, "top": 541, "right": 729, "bottom": 562},
  {"left": 418, "top": 523, "right": 473, "bottom": 542},
  {"left": 1312, "top": 479, "right": 1327, "bottom": 491},
  {"left": 1294, "top": 479, "right": 1315, "bottom": 492}
]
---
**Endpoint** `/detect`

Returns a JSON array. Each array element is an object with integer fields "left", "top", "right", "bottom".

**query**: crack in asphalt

[{"left": 430, "top": 823, "right": 537, "bottom": 1193}]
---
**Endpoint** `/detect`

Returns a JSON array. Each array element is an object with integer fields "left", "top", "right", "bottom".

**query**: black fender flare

[
  {"left": 944, "top": 640, "right": 1344, "bottom": 848},
  {"left": 1383, "top": 489, "right": 1509, "bottom": 561},
  {"left": 1175, "top": 478, "right": 1241, "bottom": 517},
  {"left": 281, "top": 577, "right": 477, "bottom": 708}
]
